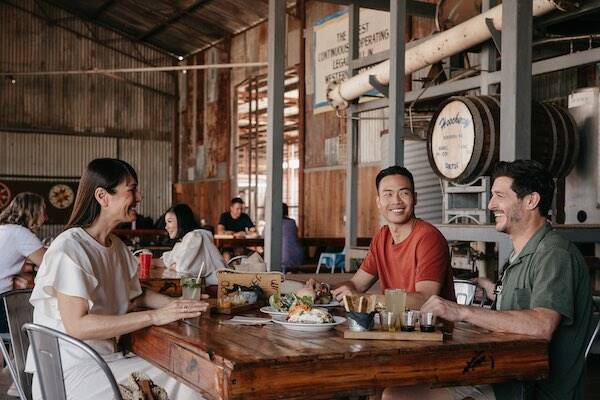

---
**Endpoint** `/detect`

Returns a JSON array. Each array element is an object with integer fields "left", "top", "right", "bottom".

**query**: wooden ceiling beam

[{"left": 317, "top": 0, "right": 436, "bottom": 17}]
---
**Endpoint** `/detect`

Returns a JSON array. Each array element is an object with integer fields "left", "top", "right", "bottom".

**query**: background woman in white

[
  {"left": 158, "top": 203, "right": 226, "bottom": 298},
  {"left": 0, "top": 192, "right": 47, "bottom": 396},
  {"left": 26, "top": 158, "right": 207, "bottom": 400},
  {"left": 0, "top": 192, "right": 47, "bottom": 296}
]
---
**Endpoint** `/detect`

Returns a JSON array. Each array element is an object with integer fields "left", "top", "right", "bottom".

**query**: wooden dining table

[{"left": 128, "top": 311, "right": 549, "bottom": 400}]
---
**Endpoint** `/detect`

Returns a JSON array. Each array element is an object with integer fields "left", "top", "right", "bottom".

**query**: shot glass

[
  {"left": 380, "top": 311, "right": 398, "bottom": 332},
  {"left": 401, "top": 310, "right": 416, "bottom": 332},
  {"left": 420, "top": 311, "right": 436, "bottom": 332}
]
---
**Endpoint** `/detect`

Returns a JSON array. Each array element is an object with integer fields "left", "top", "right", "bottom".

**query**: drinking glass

[
  {"left": 380, "top": 311, "right": 398, "bottom": 332},
  {"left": 385, "top": 289, "right": 406, "bottom": 329},
  {"left": 181, "top": 277, "right": 201, "bottom": 300}
]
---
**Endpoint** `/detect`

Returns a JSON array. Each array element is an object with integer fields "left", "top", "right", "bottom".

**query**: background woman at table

[
  {"left": 25, "top": 158, "right": 207, "bottom": 400},
  {"left": 156, "top": 203, "right": 226, "bottom": 296},
  {"left": 0, "top": 192, "right": 47, "bottom": 395},
  {"left": 0, "top": 192, "right": 47, "bottom": 292}
]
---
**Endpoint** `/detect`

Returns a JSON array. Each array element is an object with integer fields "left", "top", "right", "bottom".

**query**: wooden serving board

[{"left": 343, "top": 329, "right": 444, "bottom": 342}]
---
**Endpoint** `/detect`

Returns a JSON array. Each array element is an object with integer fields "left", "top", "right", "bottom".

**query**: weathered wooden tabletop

[{"left": 129, "top": 311, "right": 549, "bottom": 400}]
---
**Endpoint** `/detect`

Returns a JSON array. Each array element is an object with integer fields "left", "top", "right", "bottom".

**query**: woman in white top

[
  {"left": 158, "top": 204, "right": 226, "bottom": 298},
  {"left": 26, "top": 158, "right": 207, "bottom": 400},
  {"left": 0, "top": 192, "right": 47, "bottom": 312}
]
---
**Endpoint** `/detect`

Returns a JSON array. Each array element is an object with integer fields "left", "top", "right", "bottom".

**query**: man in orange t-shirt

[{"left": 332, "top": 166, "right": 455, "bottom": 309}]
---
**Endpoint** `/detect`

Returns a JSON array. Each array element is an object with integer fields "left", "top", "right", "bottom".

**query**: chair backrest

[
  {"left": 227, "top": 255, "right": 248, "bottom": 269},
  {"left": 22, "top": 323, "right": 123, "bottom": 400},
  {"left": 0, "top": 288, "right": 34, "bottom": 400},
  {"left": 585, "top": 312, "right": 600, "bottom": 359}
]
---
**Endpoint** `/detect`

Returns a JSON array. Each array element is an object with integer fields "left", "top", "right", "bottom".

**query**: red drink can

[{"left": 138, "top": 251, "right": 152, "bottom": 279}]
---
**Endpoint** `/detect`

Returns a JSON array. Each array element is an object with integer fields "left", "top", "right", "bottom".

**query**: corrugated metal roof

[{"left": 40, "top": 0, "right": 296, "bottom": 59}]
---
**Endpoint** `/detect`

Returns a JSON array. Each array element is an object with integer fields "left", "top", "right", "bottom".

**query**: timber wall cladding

[
  {"left": 303, "top": 165, "right": 380, "bottom": 238},
  {"left": 174, "top": 180, "right": 231, "bottom": 229}
]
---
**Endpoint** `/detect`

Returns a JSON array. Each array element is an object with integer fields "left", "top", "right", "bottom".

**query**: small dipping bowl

[
  {"left": 240, "top": 291, "right": 258, "bottom": 305},
  {"left": 347, "top": 311, "right": 376, "bottom": 332}
]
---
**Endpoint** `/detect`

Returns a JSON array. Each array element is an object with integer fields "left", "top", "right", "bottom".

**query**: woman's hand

[
  {"left": 150, "top": 299, "right": 209, "bottom": 326},
  {"left": 13, "top": 273, "right": 34, "bottom": 289}
]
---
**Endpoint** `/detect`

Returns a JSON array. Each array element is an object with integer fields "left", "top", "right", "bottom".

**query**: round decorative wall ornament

[
  {"left": 0, "top": 182, "right": 12, "bottom": 209},
  {"left": 49, "top": 184, "right": 75, "bottom": 209}
]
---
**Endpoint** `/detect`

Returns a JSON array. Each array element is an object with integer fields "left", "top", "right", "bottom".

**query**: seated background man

[
  {"left": 217, "top": 197, "right": 256, "bottom": 237},
  {"left": 217, "top": 197, "right": 257, "bottom": 261},
  {"left": 386, "top": 160, "right": 593, "bottom": 400},
  {"left": 332, "top": 166, "right": 455, "bottom": 310}
]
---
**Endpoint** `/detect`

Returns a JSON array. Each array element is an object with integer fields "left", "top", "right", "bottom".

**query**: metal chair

[
  {"left": 0, "top": 288, "right": 33, "bottom": 400},
  {"left": 585, "top": 312, "right": 600, "bottom": 359},
  {"left": 227, "top": 255, "right": 248, "bottom": 269},
  {"left": 22, "top": 323, "right": 123, "bottom": 400}
]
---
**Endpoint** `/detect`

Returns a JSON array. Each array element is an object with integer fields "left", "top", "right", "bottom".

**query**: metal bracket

[
  {"left": 485, "top": 18, "right": 502, "bottom": 54},
  {"left": 368, "top": 75, "right": 389, "bottom": 97}
]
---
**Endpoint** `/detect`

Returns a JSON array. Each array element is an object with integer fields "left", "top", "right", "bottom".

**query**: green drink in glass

[{"left": 181, "top": 277, "right": 201, "bottom": 300}]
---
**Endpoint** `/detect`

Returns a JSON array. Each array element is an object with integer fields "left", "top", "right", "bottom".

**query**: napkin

[{"left": 220, "top": 316, "right": 273, "bottom": 325}]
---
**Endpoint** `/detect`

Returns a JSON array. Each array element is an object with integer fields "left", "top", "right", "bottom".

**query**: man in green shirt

[{"left": 383, "top": 160, "right": 593, "bottom": 400}]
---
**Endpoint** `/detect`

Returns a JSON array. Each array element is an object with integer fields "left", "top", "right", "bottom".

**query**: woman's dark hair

[
  {"left": 0, "top": 192, "right": 46, "bottom": 232},
  {"left": 492, "top": 160, "right": 555, "bottom": 217},
  {"left": 67, "top": 158, "right": 138, "bottom": 228},
  {"left": 167, "top": 203, "right": 200, "bottom": 240},
  {"left": 375, "top": 165, "right": 415, "bottom": 193}
]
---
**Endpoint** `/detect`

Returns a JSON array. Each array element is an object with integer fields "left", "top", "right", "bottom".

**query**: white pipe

[
  {"left": 0, "top": 62, "right": 269, "bottom": 77},
  {"left": 326, "top": 0, "right": 569, "bottom": 110}
]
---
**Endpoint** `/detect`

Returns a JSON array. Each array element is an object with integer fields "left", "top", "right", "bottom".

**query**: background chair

[
  {"left": 0, "top": 288, "right": 33, "bottom": 400},
  {"left": 227, "top": 255, "right": 248, "bottom": 269},
  {"left": 586, "top": 312, "right": 600, "bottom": 359},
  {"left": 22, "top": 323, "right": 123, "bottom": 400},
  {"left": 315, "top": 251, "right": 345, "bottom": 274}
]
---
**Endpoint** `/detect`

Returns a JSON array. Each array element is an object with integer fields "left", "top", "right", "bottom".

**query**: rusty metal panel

[{"left": 0, "top": 1, "right": 175, "bottom": 141}]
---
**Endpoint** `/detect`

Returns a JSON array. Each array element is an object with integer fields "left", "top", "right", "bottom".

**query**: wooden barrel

[{"left": 426, "top": 96, "right": 579, "bottom": 183}]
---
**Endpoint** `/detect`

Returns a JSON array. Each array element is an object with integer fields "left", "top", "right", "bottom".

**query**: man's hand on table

[
  {"left": 332, "top": 284, "right": 357, "bottom": 301},
  {"left": 420, "top": 295, "right": 467, "bottom": 322},
  {"left": 151, "top": 299, "right": 209, "bottom": 326}
]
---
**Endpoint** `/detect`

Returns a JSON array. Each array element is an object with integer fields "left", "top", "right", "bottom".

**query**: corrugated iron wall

[
  {"left": 0, "top": 132, "right": 171, "bottom": 238},
  {"left": 0, "top": 1, "right": 175, "bottom": 239},
  {"left": 0, "top": 1, "right": 175, "bottom": 141},
  {"left": 358, "top": 108, "right": 442, "bottom": 223}
]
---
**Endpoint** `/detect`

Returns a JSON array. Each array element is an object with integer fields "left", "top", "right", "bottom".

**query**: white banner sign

[{"left": 313, "top": 9, "right": 390, "bottom": 114}]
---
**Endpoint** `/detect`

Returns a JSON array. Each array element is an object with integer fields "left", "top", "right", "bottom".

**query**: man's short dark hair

[
  {"left": 375, "top": 166, "right": 415, "bottom": 192},
  {"left": 231, "top": 197, "right": 244, "bottom": 205},
  {"left": 492, "top": 160, "right": 555, "bottom": 217}
]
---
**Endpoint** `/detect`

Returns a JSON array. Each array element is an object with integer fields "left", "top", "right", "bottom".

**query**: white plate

[
  {"left": 272, "top": 316, "right": 346, "bottom": 332},
  {"left": 260, "top": 306, "right": 288, "bottom": 317},
  {"left": 314, "top": 300, "right": 341, "bottom": 308}
]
